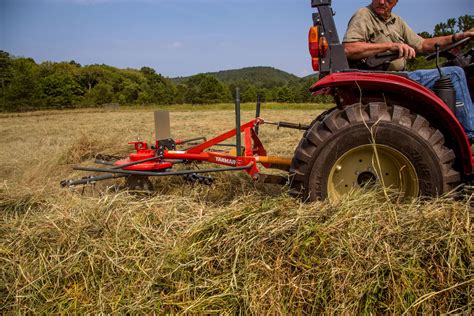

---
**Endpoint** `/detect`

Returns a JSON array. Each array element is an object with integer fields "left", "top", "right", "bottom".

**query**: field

[{"left": 1, "top": 104, "right": 472, "bottom": 314}]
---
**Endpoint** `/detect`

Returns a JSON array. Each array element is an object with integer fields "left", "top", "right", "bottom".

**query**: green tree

[
  {"left": 434, "top": 22, "right": 450, "bottom": 36},
  {"left": 182, "top": 74, "right": 231, "bottom": 104},
  {"left": 39, "top": 72, "right": 83, "bottom": 108},
  {"left": 139, "top": 66, "right": 177, "bottom": 104},
  {"left": 276, "top": 86, "right": 295, "bottom": 103},
  {"left": 446, "top": 18, "right": 457, "bottom": 34},
  {"left": 0, "top": 51, "right": 13, "bottom": 110},
  {"left": 434, "top": 15, "right": 474, "bottom": 36},
  {"left": 120, "top": 80, "right": 140, "bottom": 104},
  {"left": 255, "top": 88, "right": 269, "bottom": 103},
  {"left": 78, "top": 65, "right": 105, "bottom": 93},
  {"left": 417, "top": 31, "right": 432, "bottom": 38},
  {"left": 86, "top": 82, "right": 114, "bottom": 105},
  {"left": 4, "top": 57, "right": 39, "bottom": 110},
  {"left": 175, "top": 83, "right": 187, "bottom": 104},
  {"left": 137, "top": 87, "right": 152, "bottom": 105},
  {"left": 457, "top": 15, "right": 474, "bottom": 32},
  {"left": 69, "top": 60, "right": 81, "bottom": 67},
  {"left": 240, "top": 84, "right": 258, "bottom": 103}
]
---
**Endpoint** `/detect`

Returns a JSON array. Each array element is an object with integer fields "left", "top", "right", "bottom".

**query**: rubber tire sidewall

[{"left": 306, "top": 121, "right": 446, "bottom": 200}]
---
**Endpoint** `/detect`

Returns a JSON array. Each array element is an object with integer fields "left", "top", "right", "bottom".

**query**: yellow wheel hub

[{"left": 327, "top": 144, "right": 419, "bottom": 200}]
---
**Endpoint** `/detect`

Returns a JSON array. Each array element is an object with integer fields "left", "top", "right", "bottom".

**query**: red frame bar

[{"left": 161, "top": 117, "right": 267, "bottom": 178}]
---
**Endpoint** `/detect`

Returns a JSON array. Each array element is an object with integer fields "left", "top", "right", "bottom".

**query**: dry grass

[{"left": 0, "top": 106, "right": 472, "bottom": 314}]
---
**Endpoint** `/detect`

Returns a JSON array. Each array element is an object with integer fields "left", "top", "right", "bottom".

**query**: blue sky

[{"left": 1, "top": 0, "right": 473, "bottom": 78}]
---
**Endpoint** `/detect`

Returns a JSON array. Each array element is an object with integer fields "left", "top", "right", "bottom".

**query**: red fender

[{"left": 310, "top": 72, "right": 472, "bottom": 175}]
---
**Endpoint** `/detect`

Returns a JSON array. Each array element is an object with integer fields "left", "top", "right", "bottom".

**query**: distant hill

[
  {"left": 1, "top": 49, "right": 326, "bottom": 111},
  {"left": 171, "top": 66, "right": 303, "bottom": 88},
  {"left": 301, "top": 73, "right": 319, "bottom": 81}
]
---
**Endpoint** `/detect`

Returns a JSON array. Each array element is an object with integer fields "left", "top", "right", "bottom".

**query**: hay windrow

[
  {"left": 1, "top": 109, "right": 472, "bottom": 314},
  {"left": 2, "top": 187, "right": 471, "bottom": 314}
]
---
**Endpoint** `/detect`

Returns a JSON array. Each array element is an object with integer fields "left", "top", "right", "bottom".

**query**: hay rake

[{"left": 61, "top": 91, "right": 307, "bottom": 190}]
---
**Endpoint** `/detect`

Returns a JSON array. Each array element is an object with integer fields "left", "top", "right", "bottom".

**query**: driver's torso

[{"left": 343, "top": 6, "right": 423, "bottom": 71}]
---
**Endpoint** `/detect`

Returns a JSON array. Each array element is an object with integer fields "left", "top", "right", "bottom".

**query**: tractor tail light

[
  {"left": 308, "top": 26, "right": 329, "bottom": 72},
  {"left": 308, "top": 26, "right": 320, "bottom": 71}
]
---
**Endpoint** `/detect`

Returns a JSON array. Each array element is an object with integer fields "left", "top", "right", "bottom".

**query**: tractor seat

[{"left": 347, "top": 52, "right": 416, "bottom": 79}]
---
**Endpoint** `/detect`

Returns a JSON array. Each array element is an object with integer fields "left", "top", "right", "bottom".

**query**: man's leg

[{"left": 408, "top": 66, "right": 474, "bottom": 138}]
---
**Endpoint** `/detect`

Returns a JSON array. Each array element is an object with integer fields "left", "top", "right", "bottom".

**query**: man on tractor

[{"left": 342, "top": 0, "right": 474, "bottom": 139}]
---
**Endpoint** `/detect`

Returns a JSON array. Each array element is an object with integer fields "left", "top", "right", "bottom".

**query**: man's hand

[
  {"left": 421, "top": 29, "right": 473, "bottom": 53},
  {"left": 390, "top": 42, "right": 416, "bottom": 59}
]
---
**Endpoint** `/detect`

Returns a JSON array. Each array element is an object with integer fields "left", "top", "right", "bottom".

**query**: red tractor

[
  {"left": 288, "top": 0, "right": 474, "bottom": 201},
  {"left": 63, "top": 0, "right": 473, "bottom": 202}
]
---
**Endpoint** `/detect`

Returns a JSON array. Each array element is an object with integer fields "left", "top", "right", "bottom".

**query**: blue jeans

[{"left": 407, "top": 66, "right": 474, "bottom": 138}]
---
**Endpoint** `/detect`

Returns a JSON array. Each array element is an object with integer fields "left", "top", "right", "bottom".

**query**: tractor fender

[{"left": 310, "top": 72, "right": 472, "bottom": 176}]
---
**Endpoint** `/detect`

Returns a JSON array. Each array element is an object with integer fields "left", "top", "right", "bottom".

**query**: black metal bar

[
  {"left": 178, "top": 136, "right": 207, "bottom": 144},
  {"left": 73, "top": 164, "right": 252, "bottom": 177},
  {"left": 185, "top": 142, "right": 237, "bottom": 147},
  {"left": 208, "top": 143, "right": 237, "bottom": 147},
  {"left": 435, "top": 43, "right": 442, "bottom": 77},
  {"left": 311, "top": 0, "right": 331, "bottom": 7},
  {"left": 312, "top": 0, "right": 349, "bottom": 74},
  {"left": 255, "top": 93, "right": 261, "bottom": 135},
  {"left": 95, "top": 159, "right": 115, "bottom": 166},
  {"left": 265, "top": 121, "right": 310, "bottom": 130},
  {"left": 61, "top": 174, "right": 126, "bottom": 187},
  {"left": 181, "top": 143, "right": 236, "bottom": 151},
  {"left": 235, "top": 88, "right": 242, "bottom": 156}
]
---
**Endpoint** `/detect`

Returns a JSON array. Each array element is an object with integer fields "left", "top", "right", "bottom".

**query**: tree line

[{"left": 0, "top": 51, "right": 329, "bottom": 112}]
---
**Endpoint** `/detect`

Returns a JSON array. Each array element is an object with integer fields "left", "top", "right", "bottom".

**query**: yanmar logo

[{"left": 215, "top": 156, "right": 237, "bottom": 165}]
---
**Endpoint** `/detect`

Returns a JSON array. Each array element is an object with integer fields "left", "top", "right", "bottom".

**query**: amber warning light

[{"left": 308, "top": 26, "right": 328, "bottom": 72}]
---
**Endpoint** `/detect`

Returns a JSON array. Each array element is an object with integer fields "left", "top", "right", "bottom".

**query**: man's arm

[
  {"left": 420, "top": 28, "right": 474, "bottom": 53},
  {"left": 344, "top": 41, "right": 416, "bottom": 60},
  {"left": 345, "top": 28, "right": 474, "bottom": 60}
]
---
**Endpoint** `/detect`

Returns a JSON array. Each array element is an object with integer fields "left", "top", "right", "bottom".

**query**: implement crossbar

[{"left": 73, "top": 165, "right": 253, "bottom": 177}]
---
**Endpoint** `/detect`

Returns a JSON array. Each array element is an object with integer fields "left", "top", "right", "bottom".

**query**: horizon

[{"left": 2, "top": 0, "right": 473, "bottom": 78}]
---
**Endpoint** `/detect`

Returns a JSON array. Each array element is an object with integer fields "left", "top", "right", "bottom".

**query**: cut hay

[
  {"left": 0, "top": 109, "right": 472, "bottom": 314},
  {"left": 1, "top": 184, "right": 472, "bottom": 314}
]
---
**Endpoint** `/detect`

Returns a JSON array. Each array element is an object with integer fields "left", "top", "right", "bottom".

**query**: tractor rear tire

[{"left": 289, "top": 102, "right": 460, "bottom": 201}]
